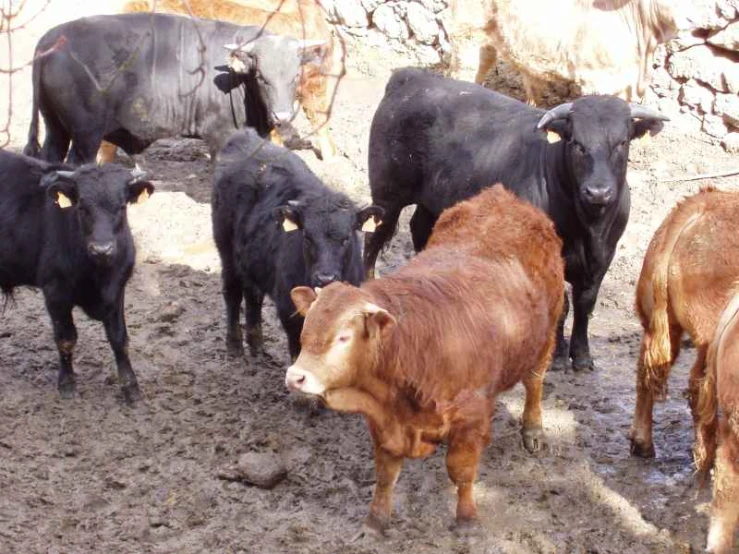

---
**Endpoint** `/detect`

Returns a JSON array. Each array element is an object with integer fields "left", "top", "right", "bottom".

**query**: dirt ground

[{"left": 2, "top": 35, "right": 739, "bottom": 554}]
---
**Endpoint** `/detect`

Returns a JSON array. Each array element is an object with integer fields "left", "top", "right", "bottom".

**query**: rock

[
  {"left": 721, "top": 132, "right": 739, "bottom": 152},
  {"left": 158, "top": 301, "right": 184, "bottom": 323},
  {"left": 413, "top": 43, "right": 443, "bottom": 65},
  {"left": 373, "top": 3, "right": 410, "bottom": 40},
  {"left": 679, "top": 79, "right": 715, "bottom": 112},
  {"left": 406, "top": 2, "right": 439, "bottom": 44},
  {"left": 666, "top": 31, "right": 707, "bottom": 54},
  {"left": 360, "top": 0, "right": 382, "bottom": 12},
  {"left": 650, "top": 66, "right": 679, "bottom": 97},
  {"left": 708, "top": 21, "right": 739, "bottom": 52},
  {"left": 714, "top": 92, "right": 739, "bottom": 127},
  {"left": 702, "top": 112, "right": 729, "bottom": 138},
  {"left": 224, "top": 452, "right": 287, "bottom": 489},
  {"left": 668, "top": 44, "right": 739, "bottom": 93},
  {"left": 417, "top": 0, "right": 447, "bottom": 12},
  {"left": 687, "top": 0, "right": 739, "bottom": 30},
  {"left": 334, "top": 0, "right": 368, "bottom": 27}
]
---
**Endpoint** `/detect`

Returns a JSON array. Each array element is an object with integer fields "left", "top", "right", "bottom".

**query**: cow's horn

[
  {"left": 296, "top": 39, "right": 326, "bottom": 49},
  {"left": 535, "top": 102, "right": 573, "bottom": 130},
  {"left": 629, "top": 104, "right": 670, "bottom": 121},
  {"left": 55, "top": 170, "right": 75, "bottom": 178},
  {"left": 130, "top": 167, "right": 147, "bottom": 181}
]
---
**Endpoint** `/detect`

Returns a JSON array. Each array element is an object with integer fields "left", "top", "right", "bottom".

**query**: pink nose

[{"left": 285, "top": 371, "right": 306, "bottom": 391}]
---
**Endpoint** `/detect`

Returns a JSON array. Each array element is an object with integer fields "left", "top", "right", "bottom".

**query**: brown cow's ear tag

[
  {"left": 56, "top": 192, "right": 73, "bottom": 209},
  {"left": 136, "top": 188, "right": 150, "bottom": 205},
  {"left": 361, "top": 217, "right": 382, "bottom": 233},
  {"left": 546, "top": 130, "right": 562, "bottom": 144},
  {"left": 282, "top": 218, "right": 299, "bottom": 232}
]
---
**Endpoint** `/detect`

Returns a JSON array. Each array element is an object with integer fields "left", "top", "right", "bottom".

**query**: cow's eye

[{"left": 573, "top": 142, "right": 586, "bottom": 155}]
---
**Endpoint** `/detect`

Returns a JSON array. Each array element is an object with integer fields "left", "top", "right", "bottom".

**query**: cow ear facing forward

[
  {"left": 292, "top": 286, "right": 317, "bottom": 316},
  {"left": 296, "top": 39, "right": 327, "bottom": 66},
  {"left": 630, "top": 118, "right": 665, "bottom": 141},
  {"left": 224, "top": 42, "right": 255, "bottom": 73},
  {"left": 273, "top": 205, "right": 302, "bottom": 233},
  {"left": 363, "top": 303, "right": 396, "bottom": 341},
  {"left": 356, "top": 206, "right": 384, "bottom": 233},
  {"left": 42, "top": 171, "right": 79, "bottom": 209},
  {"left": 127, "top": 180, "right": 155, "bottom": 205}
]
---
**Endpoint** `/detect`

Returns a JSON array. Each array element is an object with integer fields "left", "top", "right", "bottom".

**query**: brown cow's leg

[
  {"left": 269, "top": 129, "right": 284, "bottom": 148},
  {"left": 96, "top": 141, "right": 118, "bottom": 165},
  {"left": 302, "top": 86, "right": 337, "bottom": 161},
  {"left": 446, "top": 424, "right": 489, "bottom": 525},
  {"left": 366, "top": 445, "right": 403, "bottom": 532},
  {"left": 630, "top": 324, "right": 682, "bottom": 457},
  {"left": 689, "top": 346, "right": 716, "bottom": 474},
  {"left": 522, "top": 366, "right": 547, "bottom": 453},
  {"left": 474, "top": 43, "right": 496, "bottom": 85},
  {"left": 706, "top": 421, "right": 739, "bottom": 554}
]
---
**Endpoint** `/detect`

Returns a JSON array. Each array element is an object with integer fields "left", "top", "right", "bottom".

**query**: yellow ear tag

[
  {"left": 546, "top": 130, "right": 562, "bottom": 144},
  {"left": 56, "top": 192, "right": 72, "bottom": 209},
  {"left": 136, "top": 188, "right": 150, "bottom": 205},
  {"left": 314, "top": 286, "right": 322, "bottom": 296},
  {"left": 361, "top": 217, "right": 382, "bottom": 233},
  {"left": 282, "top": 218, "right": 299, "bottom": 232},
  {"left": 638, "top": 133, "right": 651, "bottom": 145}
]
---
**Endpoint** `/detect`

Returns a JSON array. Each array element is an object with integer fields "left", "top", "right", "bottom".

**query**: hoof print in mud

[{"left": 217, "top": 452, "right": 287, "bottom": 490}]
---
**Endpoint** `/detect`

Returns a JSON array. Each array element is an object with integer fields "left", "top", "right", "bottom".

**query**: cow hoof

[
  {"left": 522, "top": 426, "right": 547, "bottom": 454},
  {"left": 363, "top": 513, "right": 390, "bottom": 537},
  {"left": 121, "top": 383, "right": 142, "bottom": 405},
  {"left": 571, "top": 356, "right": 595, "bottom": 372},
  {"left": 629, "top": 438, "right": 655, "bottom": 458},
  {"left": 452, "top": 516, "right": 481, "bottom": 538},
  {"left": 549, "top": 355, "right": 570, "bottom": 372},
  {"left": 58, "top": 379, "right": 76, "bottom": 399},
  {"left": 226, "top": 342, "right": 245, "bottom": 359}
]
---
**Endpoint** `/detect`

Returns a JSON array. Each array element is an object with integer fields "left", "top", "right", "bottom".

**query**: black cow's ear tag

[
  {"left": 361, "top": 217, "right": 382, "bottom": 233},
  {"left": 136, "top": 188, "right": 150, "bottom": 205},
  {"left": 282, "top": 218, "right": 299, "bottom": 232},
  {"left": 546, "top": 130, "right": 562, "bottom": 144},
  {"left": 56, "top": 192, "right": 73, "bottom": 209}
]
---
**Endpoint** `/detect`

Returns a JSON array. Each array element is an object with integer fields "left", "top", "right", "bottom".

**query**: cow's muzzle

[
  {"left": 285, "top": 364, "right": 326, "bottom": 395},
  {"left": 312, "top": 273, "right": 339, "bottom": 288},
  {"left": 88, "top": 241, "right": 116, "bottom": 262},
  {"left": 583, "top": 186, "right": 613, "bottom": 206}
]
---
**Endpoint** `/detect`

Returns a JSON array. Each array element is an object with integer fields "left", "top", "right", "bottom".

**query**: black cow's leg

[
  {"left": 409, "top": 204, "right": 437, "bottom": 252},
  {"left": 282, "top": 313, "right": 304, "bottom": 363},
  {"left": 221, "top": 261, "right": 244, "bottom": 357},
  {"left": 103, "top": 295, "right": 141, "bottom": 403},
  {"left": 244, "top": 285, "right": 265, "bottom": 356},
  {"left": 45, "top": 299, "right": 78, "bottom": 398},
  {"left": 39, "top": 113, "right": 71, "bottom": 163},
  {"left": 570, "top": 282, "right": 598, "bottom": 371},
  {"left": 68, "top": 131, "right": 103, "bottom": 166},
  {"left": 363, "top": 207, "right": 402, "bottom": 280},
  {"left": 550, "top": 292, "right": 570, "bottom": 371}
]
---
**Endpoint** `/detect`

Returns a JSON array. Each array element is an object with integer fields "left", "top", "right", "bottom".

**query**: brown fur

[
  {"left": 629, "top": 187, "right": 739, "bottom": 465},
  {"left": 289, "top": 185, "right": 564, "bottom": 529},
  {"left": 97, "top": 0, "right": 340, "bottom": 163}
]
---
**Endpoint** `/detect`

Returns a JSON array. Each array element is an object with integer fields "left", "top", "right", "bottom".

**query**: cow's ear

[
  {"left": 363, "top": 303, "right": 396, "bottom": 341},
  {"left": 127, "top": 180, "right": 154, "bottom": 205},
  {"left": 631, "top": 118, "right": 665, "bottom": 140},
  {"left": 273, "top": 205, "right": 302, "bottom": 232},
  {"left": 42, "top": 171, "right": 79, "bottom": 209},
  {"left": 292, "top": 286, "right": 317, "bottom": 316},
  {"left": 355, "top": 205, "right": 384, "bottom": 233},
  {"left": 540, "top": 120, "right": 570, "bottom": 143},
  {"left": 297, "top": 40, "right": 327, "bottom": 66},
  {"left": 225, "top": 43, "right": 255, "bottom": 74}
]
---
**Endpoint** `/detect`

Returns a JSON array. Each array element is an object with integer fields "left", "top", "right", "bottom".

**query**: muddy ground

[{"left": 2, "top": 39, "right": 739, "bottom": 554}]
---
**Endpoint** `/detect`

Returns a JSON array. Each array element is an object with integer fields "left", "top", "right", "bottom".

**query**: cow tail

[
  {"left": 23, "top": 56, "right": 42, "bottom": 158},
  {"left": 642, "top": 212, "right": 702, "bottom": 396}
]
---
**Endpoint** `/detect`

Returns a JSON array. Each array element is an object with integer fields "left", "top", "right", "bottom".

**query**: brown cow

[
  {"left": 285, "top": 184, "right": 564, "bottom": 530},
  {"left": 695, "top": 289, "right": 739, "bottom": 554},
  {"left": 448, "top": 0, "right": 693, "bottom": 105},
  {"left": 630, "top": 187, "right": 739, "bottom": 465},
  {"left": 97, "top": 0, "right": 339, "bottom": 164}
]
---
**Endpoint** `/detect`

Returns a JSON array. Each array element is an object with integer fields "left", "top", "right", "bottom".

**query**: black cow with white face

[
  {"left": 23, "top": 13, "right": 324, "bottom": 165},
  {"left": 212, "top": 129, "right": 383, "bottom": 360},
  {"left": 364, "top": 68, "right": 669, "bottom": 372},
  {"left": 0, "top": 150, "right": 153, "bottom": 401}
]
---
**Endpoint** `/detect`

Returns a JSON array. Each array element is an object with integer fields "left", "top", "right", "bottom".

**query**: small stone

[
  {"left": 702, "top": 112, "right": 729, "bottom": 138},
  {"left": 708, "top": 20, "right": 739, "bottom": 51},
  {"left": 158, "top": 301, "right": 184, "bottom": 323},
  {"left": 221, "top": 452, "right": 287, "bottom": 489},
  {"left": 406, "top": 2, "right": 439, "bottom": 44},
  {"left": 678, "top": 79, "right": 714, "bottom": 112},
  {"left": 333, "top": 0, "right": 368, "bottom": 28},
  {"left": 360, "top": 0, "right": 381, "bottom": 12},
  {"left": 721, "top": 132, "right": 739, "bottom": 152},
  {"left": 714, "top": 92, "right": 739, "bottom": 127},
  {"left": 373, "top": 3, "right": 410, "bottom": 40}
]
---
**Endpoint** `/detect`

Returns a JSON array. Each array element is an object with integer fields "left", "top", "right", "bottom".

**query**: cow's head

[
  {"left": 536, "top": 97, "right": 668, "bottom": 214},
  {"left": 285, "top": 282, "right": 396, "bottom": 395},
  {"left": 41, "top": 165, "right": 153, "bottom": 265},
  {"left": 272, "top": 197, "right": 383, "bottom": 288},
  {"left": 224, "top": 35, "right": 326, "bottom": 127}
]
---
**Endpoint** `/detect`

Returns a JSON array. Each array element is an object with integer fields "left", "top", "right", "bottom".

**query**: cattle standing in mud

[
  {"left": 211, "top": 129, "right": 382, "bottom": 360},
  {"left": 630, "top": 188, "right": 739, "bottom": 464},
  {"left": 364, "top": 68, "right": 669, "bottom": 372},
  {"left": 23, "top": 13, "right": 324, "bottom": 165},
  {"left": 448, "top": 0, "right": 693, "bottom": 104},
  {"left": 696, "top": 289, "right": 739, "bottom": 554},
  {"left": 0, "top": 150, "right": 153, "bottom": 402},
  {"left": 287, "top": 185, "right": 564, "bottom": 530}
]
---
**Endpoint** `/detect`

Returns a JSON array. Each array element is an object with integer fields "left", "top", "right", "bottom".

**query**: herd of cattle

[{"left": 1, "top": 3, "right": 737, "bottom": 553}]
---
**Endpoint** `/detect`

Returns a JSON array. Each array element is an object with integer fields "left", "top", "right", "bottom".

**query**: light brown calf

[
  {"left": 695, "top": 289, "right": 739, "bottom": 554},
  {"left": 285, "top": 185, "right": 564, "bottom": 530},
  {"left": 97, "top": 0, "right": 339, "bottom": 164},
  {"left": 630, "top": 187, "right": 739, "bottom": 465}
]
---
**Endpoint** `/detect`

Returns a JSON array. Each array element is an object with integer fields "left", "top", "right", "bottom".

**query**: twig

[{"left": 661, "top": 169, "right": 739, "bottom": 183}]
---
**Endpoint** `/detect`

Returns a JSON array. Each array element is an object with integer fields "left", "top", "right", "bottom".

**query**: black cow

[
  {"left": 0, "top": 150, "right": 153, "bottom": 402},
  {"left": 23, "top": 13, "right": 324, "bottom": 165},
  {"left": 212, "top": 129, "right": 383, "bottom": 360},
  {"left": 364, "top": 68, "right": 669, "bottom": 372}
]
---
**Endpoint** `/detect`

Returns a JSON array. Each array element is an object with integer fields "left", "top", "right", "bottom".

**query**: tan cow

[
  {"left": 285, "top": 185, "right": 564, "bottom": 530},
  {"left": 97, "top": 0, "right": 339, "bottom": 164},
  {"left": 448, "top": 0, "right": 693, "bottom": 105}
]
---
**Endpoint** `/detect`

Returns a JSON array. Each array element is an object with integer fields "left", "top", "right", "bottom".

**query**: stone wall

[{"left": 648, "top": 0, "right": 739, "bottom": 152}]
